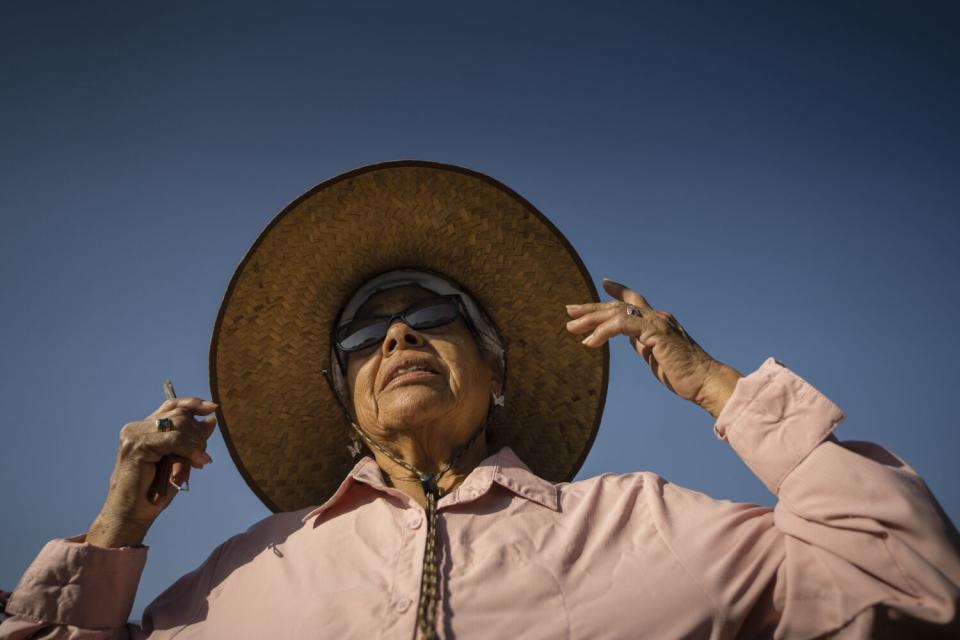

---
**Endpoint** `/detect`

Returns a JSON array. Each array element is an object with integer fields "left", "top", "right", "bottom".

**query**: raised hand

[
  {"left": 86, "top": 397, "right": 217, "bottom": 548},
  {"left": 565, "top": 279, "right": 741, "bottom": 418}
]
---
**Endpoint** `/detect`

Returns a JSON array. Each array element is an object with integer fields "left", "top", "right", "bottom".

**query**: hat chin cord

[
  {"left": 352, "top": 403, "right": 496, "bottom": 640},
  {"left": 322, "top": 367, "right": 502, "bottom": 640},
  {"left": 346, "top": 394, "right": 499, "bottom": 493}
]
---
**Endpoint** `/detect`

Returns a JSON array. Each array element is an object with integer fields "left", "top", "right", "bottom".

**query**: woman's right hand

[{"left": 86, "top": 397, "right": 217, "bottom": 548}]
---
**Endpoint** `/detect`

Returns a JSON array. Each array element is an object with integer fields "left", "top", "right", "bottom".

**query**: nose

[{"left": 381, "top": 319, "right": 424, "bottom": 356}]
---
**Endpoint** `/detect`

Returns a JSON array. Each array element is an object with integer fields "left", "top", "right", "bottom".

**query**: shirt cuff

[
  {"left": 6, "top": 534, "right": 148, "bottom": 630},
  {"left": 713, "top": 356, "right": 846, "bottom": 495}
]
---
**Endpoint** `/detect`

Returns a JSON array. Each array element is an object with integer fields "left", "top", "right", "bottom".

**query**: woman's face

[{"left": 344, "top": 285, "right": 499, "bottom": 448}]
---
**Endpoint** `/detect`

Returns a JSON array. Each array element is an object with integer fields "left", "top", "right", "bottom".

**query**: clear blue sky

[{"left": 2, "top": 2, "right": 957, "bottom": 620}]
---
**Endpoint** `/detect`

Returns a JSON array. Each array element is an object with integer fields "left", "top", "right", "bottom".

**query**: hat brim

[{"left": 210, "top": 161, "right": 609, "bottom": 512}]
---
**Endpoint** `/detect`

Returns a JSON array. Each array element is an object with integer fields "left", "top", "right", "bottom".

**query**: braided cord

[
  {"left": 348, "top": 417, "right": 490, "bottom": 639},
  {"left": 321, "top": 368, "right": 497, "bottom": 638},
  {"left": 417, "top": 488, "right": 441, "bottom": 639},
  {"left": 350, "top": 420, "right": 485, "bottom": 488}
]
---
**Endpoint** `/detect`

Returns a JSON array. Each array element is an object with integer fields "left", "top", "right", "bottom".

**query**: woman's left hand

[{"left": 565, "top": 279, "right": 742, "bottom": 418}]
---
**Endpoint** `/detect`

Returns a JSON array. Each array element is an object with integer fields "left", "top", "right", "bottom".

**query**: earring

[
  {"left": 347, "top": 428, "right": 363, "bottom": 458},
  {"left": 492, "top": 390, "right": 505, "bottom": 407}
]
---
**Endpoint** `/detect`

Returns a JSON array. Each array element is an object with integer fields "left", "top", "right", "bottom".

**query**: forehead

[{"left": 354, "top": 285, "right": 437, "bottom": 319}]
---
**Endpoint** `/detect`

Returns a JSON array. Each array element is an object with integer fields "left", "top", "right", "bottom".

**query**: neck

[{"left": 367, "top": 429, "right": 490, "bottom": 508}]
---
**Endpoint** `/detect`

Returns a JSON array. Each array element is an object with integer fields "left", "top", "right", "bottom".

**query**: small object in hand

[
  {"left": 147, "top": 378, "right": 192, "bottom": 504},
  {"left": 625, "top": 304, "right": 643, "bottom": 317}
]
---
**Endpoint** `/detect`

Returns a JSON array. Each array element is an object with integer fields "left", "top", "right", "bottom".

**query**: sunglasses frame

[{"left": 332, "top": 294, "right": 480, "bottom": 375}]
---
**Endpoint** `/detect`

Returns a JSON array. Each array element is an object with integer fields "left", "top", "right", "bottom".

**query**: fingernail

[
  {"left": 204, "top": 452, "right": 213, "bottom": 464},
  {"left": 581, "top": 335, "right": 592, "bottom": 345}
]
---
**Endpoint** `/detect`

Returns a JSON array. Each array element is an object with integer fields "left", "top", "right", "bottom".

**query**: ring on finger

[
  {"left": 156, "top": 417, "right": 175, "bottom": 432},
  {"left": 625, "top": 304, "right": 643, "bottom": 318}
]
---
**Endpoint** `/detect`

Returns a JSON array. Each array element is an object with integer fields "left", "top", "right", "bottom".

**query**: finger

[
  {"left": 199, "top": 413, "right": 218, "bottom": 439},
  {"left": 173, "top": 397, "right": 219, "bottom": 415},
  {"left": 156, "top": 408, "right": 214, "bottom": 438},
  {"left": 146, "top": 397, "right": 217, "bottom": 420},
  {"left": 169, "top": 458, "right": 193, "bottom": 489},
  {"left": 565, "top": 300, "right": 623, "bottom": 319},
  {"left": 581, "top": 314, "right": 631, "bottom": 348},
  {"left": 161, "top": 430, "right": 208, "bottom": 466},
  {"left": 602, "top": 279, "right": 652, "bottom": 309},
  {"left": 140, "top": 430, "right": 210, "bottom": 467},
  {"left": 565, "top": 306, "right": 621, "bottom": 335},
  {"left": 639, "top": 327, "right": 662, "bottom": 346},
  {"left": 637, "top": 341, "right": 653, "bottom": 363},
  {"left": 147, "top": 398, "right": 180, "bottom": 418}
]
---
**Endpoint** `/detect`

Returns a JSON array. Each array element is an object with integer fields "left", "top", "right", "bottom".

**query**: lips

[{"left": 381, "top": 356, "right": 441, "bottom": 390}]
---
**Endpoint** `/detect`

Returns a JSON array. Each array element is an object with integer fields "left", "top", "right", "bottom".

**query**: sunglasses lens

[
  {"left": 405, "top": 298, "right": 460, "bottom": 329},
  {"left": 337, "top": 318, "right": 388, "bottom": 351}
]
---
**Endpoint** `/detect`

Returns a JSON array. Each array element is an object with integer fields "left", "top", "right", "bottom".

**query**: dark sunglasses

[{"left": 334, "top": 294, "right": 473, "bottom": 355}]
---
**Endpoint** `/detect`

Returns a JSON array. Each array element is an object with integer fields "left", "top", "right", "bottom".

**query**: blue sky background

[{"left": 2, "top": 2, "right": 958, "bottom": 620}]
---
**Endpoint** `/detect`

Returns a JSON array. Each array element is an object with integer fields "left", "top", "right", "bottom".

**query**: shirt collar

[
  {"left": 446, "top": 446, "right": 560, "bottom": 511},
  {"left": 301, "top": 446, "right": 559, "bottom": 524}
]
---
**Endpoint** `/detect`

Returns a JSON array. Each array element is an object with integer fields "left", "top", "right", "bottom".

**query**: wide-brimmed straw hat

[{"left": 210, "top": 161, "right": 609, "bottom": 513}]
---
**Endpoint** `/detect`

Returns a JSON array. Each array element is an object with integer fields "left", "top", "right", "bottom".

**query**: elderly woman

[{"left": 2, "top": 162, "right": 958, "bottom": 639}]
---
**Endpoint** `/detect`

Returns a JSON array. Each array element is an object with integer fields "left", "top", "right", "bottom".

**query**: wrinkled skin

[
  {"left": 86, "top": 397, "right": 217, "bottom": 548},
  {"left": 344, "top": 285, "right": 502, "bottom": 505},
  {"left": 565, "top": 279, "right": 741, "bottom": 418}
]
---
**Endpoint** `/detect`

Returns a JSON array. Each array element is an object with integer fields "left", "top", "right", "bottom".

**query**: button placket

[{"left": 384, "top": 504, "right": 428, "bottom": 639}]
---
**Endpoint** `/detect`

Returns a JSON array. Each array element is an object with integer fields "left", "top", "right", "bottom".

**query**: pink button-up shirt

[{"left": 3, "top": 357, "right": 959, "bottom": 638}]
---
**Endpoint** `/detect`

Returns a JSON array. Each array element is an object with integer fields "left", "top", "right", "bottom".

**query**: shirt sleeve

[
  {"left": 645, "top": 357, "right": 960, "bottom": 639},
  {"left": 1, "top": 532, "right": 235, "bottom": 640},
  {"left": 0, "top": 534, "right": 147, "bottom": 639}
]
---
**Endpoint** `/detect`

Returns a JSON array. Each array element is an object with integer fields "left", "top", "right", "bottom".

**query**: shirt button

[
  {"left": 395, "top": 597, "right": 412, "bottom": 612},
  {"left": 407, "top": 515, "right": 422, "bottom": 529}
]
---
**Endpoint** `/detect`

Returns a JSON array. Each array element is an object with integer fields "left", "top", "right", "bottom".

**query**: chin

[{"left": 375, "top": 386, "right": 449, "bottom": 430}]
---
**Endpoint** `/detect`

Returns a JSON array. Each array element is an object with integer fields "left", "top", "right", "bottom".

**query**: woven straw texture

[{"left": 210, "top": 161, "right": 608, "bottom": 513}]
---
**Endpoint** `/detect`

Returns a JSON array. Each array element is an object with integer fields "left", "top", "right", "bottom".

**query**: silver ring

[
  {"left": 156, "top": 417, "right": 175, "bottom": 432},
  {"left": 625, "top": 304, "right": 643, "bottom": 318}
]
